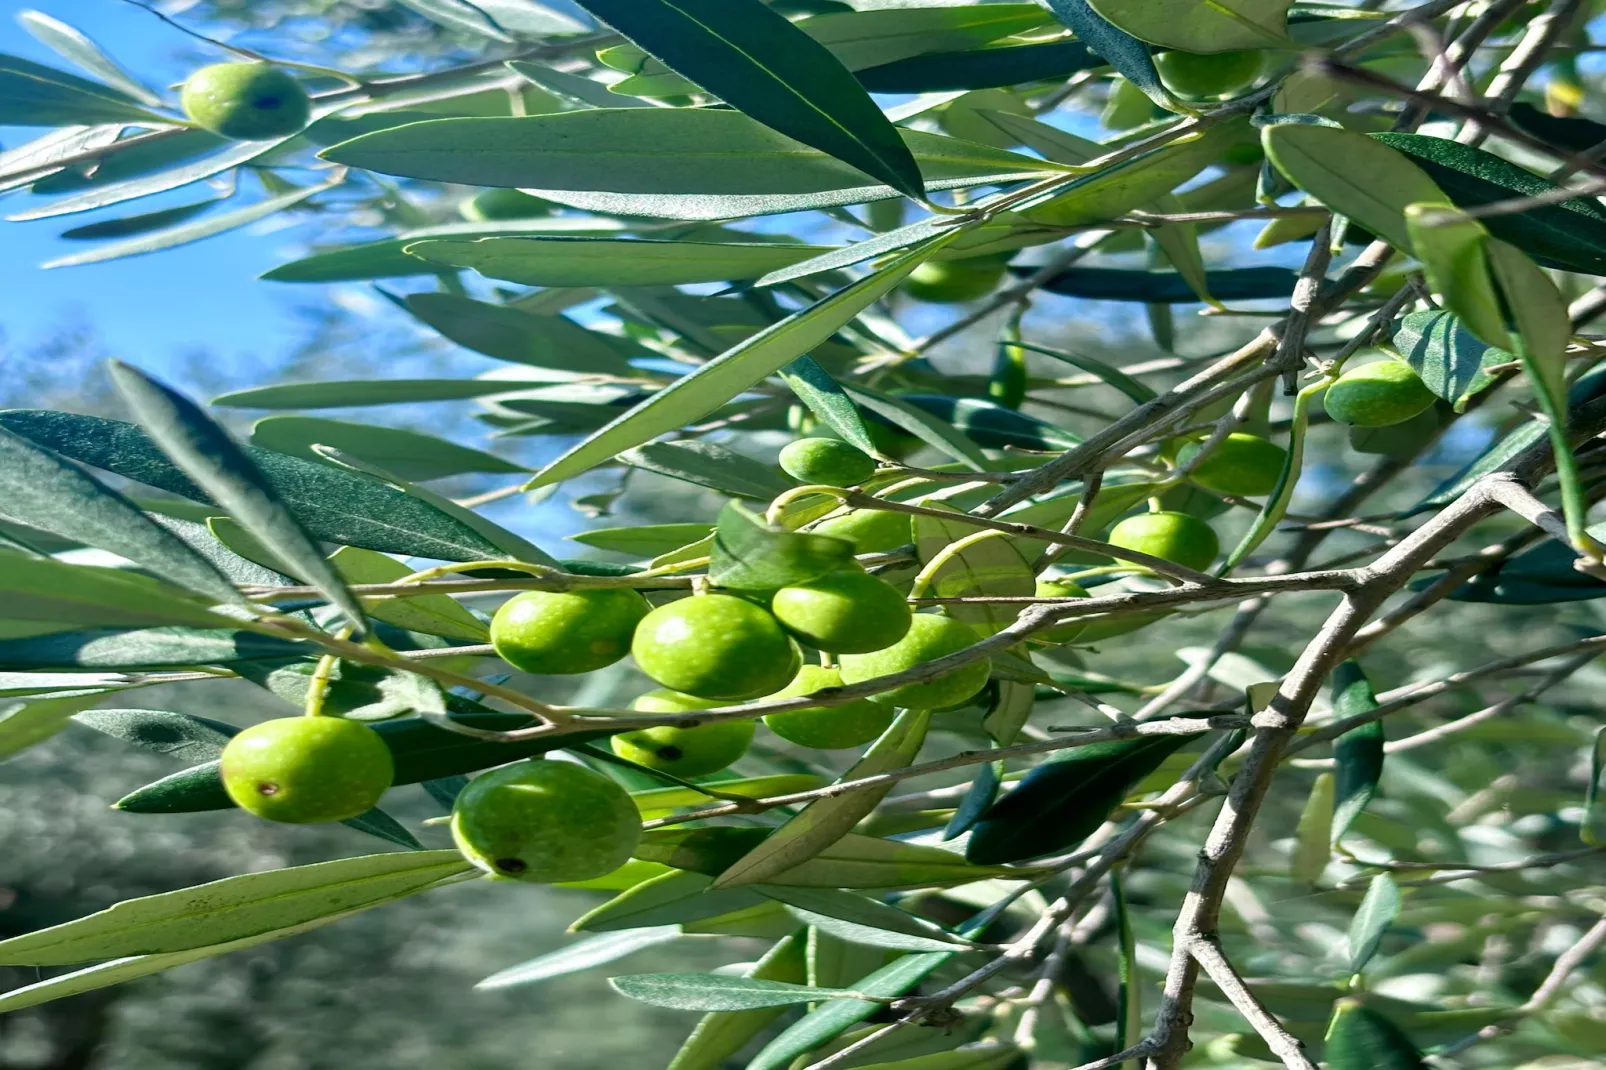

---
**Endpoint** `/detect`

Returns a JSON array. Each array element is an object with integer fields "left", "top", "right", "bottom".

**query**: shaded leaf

[
  {"left": 1291, "top": 771, "right": 1334, "bottom": 883},
  {"left": 0, "top": 689, "right": 109, "bottom": 761},
  {"left": 858, "top": 38, "right": 1101, "bottom": 93},
  {"left": 58, "top": 199, "right": 217, "bottom": 240},
  {"left": 251, "top": 416, "right": 527, "bottom": 482},
  {"left": 1391, "top": 310, "right": 1508, "bottom": 413},
  {"left": 966, "top": 732, "right": 1202, "bottom": 864},
  {"left": 778, "top": 356, "right": 879, "bottom": 456},
  {"left": 944, "top": 758, "right": 1002, "bottom": 840},
  {"left": 847, "top": 387, "right": 992, "bottom": 470},
  {"left": 327, "top": 546, "right": 490, "bottom": 642},
  {"left": 406, "top": 236, "right": 836, "bottom": 287},
  {"left": 1041, "top": 0, "right": 1169, "bottom": 107},
  {"left": 1330, "top": 660, "right": 1384, "bottom": 844},
  {"left": 215, "top": 378, "right": 556, "bottom": 409},
  {"left": 572, "top": 868, "right": 770, "bottom": 932},
  {"left": 405, "top": 291, "right": 637, "bottom": 376},
  {"left": 1324, "top": 998, "right": 1426, "bottom": 1070},
  {"left": 1031, "top": 264, "right": 1301, "bottom": 304},
  {"left": 1086, "top": 0, "right": 1293, "bottom": 51},
  {"left": 763, "top": 887, "right": 966, "bottom": 953},
  {"left": 1347, "top": 874, "right": 1401, "bottom": 976},
  {"left": 620, "top": 441, "right": 794, "bottom": 501}
]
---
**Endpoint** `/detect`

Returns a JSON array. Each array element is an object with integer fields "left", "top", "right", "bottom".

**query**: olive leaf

[{"left": 709, "top": 500, "right": 856, "bottom": 591}]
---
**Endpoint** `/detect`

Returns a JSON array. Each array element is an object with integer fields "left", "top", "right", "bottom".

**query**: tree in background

[{"left": 1, "top": 2, "right": 1605, "bottom": 1070}]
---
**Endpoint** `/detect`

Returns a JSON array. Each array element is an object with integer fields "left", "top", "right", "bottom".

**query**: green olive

[
  {"left": 180, "top": 63, "right": 311, "bottom": 140},
  {"left": 1176, "top": 432, "right": 1288, "bottom": 497},
  {"left": 1107, "top": 511, "right": 1220, "bottom": 572},
  {"left": 631, "top": 594, "right": 801, "bottom": 699},
  {"left": 812, "top": 509, "right": 912, "bottom": 554},
  {"left": 762, "top": 665, "right": 896, "bottom": 749},
  {"left": 220, "top": 716, "right": 393, "bottom": 824},
  {"left": 490, "top": 587, "right": 649, "bottom": 675},
  {"left": 779, "top": 437, "right": 876, "bottom": 487},
  {"left": 1324, "top": 362, "right": 1437, "bottom": 427},
  {"left": 838, "top": 613, "right": 991, "bottom": 709},
  {"left": 901, "top": 257, "right": 1009, "bottom": 303},
  {"left": 771, "top": 569, "right": 911, "bottom": 654},
  {"left": 1034, "top": 578, "right": 1090, "bottom": 644},
  {"left": 451, "top": 759, "right": 641, "bottom": 882},
  {"left": 612, "top": 689, "right": 756, "bottom": 776},
  {"left": 1155, "top": 50, "right": 1263, "bottom": 99}
]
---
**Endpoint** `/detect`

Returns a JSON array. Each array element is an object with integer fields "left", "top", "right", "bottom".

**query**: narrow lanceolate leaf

[
  {"left": 404, "top": 237, "right": 836, "bottom": 288},
  {"left": 965, "top": 732, "right": 1203, "bottom": 864},
  {"left": 107, "top": 362, "right": 368, "bottom": 635},
  {"left": 745, "top": 952, "right": 956, "bottom": 1070},
  {"left": 666, "top": 932, "right": 807, "bottom": 1070},
  {"left": 0, "top": 409, "right": 508, "bottom": 562},
  {"left": 571, "top": 869, "right": 770, "bottom": 932},
  {"left": 779, "top": 356, "right": 879, "bottom": 455},
  {"left": 523, "top": 232, "right": 957, "bottom": 490},
  {"left": 475, "top": 927, "right": 681, "bottom": 991},
  {"left": 42, "top": 176, "right": 341, "bottom": 269},
  {"left": 1262, "top": 123, "right": 1448, "bottom": 254},
  {"left": 321, "top": 110, "right": 1056, "bottom": 221},
  {"left": 0, "top": 550, "right": 241, "bottom": 631},
  {"left": 1330, "top": 660, "right": 1383, "bottom": 844},
  {"left": 629, "top": 774, "right": 826, "bottom": 816},
  {"left": 610, "top": 973, "right": 854, "bottom": 1012},
  {"left": 1584, "top": 726, "right": 1606, "bottom": 847},
  {"left": 714, "top": 708, "right": 933, "bottom": 888},
  {"left": 771, "top": 899, "right": 964, "bottom": 953},
  {"left": 1087, "top": 0, "right": 1293, "bottom": 51},
  {"left": 327, "top": 546, "right": 490, "bottom": 643},
  {"left": 620, "top": 441, "right": 794, "bottom": 502},
  {"left": 0, "top": 427, "right": 239, "bottom": 602},
  {"left": 1042, "top": 0, "right": 1170, "bottom": 107},
  {"left": 570, "top": 0, "right": 923, "bottom": 199},
  {"left": 404, "top": 292, "right": 636, "bottom": 375},
  {"left": 1291, "top": 771, "right": 1335, "bottom": 884},
  {"left": 16, "top": 11, "right": 159, "bottom": 105},
  {"left": 0, "top": 690, "right": 109, "bottom": 760},
  {"left": 759, "top": 887, "right": 965, "bottom": 951},
  {"left": 709, "top": 500, "right": 856, "bottom": 591},
  {"left": 1403, "top": 203, "right": 1509, "bottom": 353},
  {"left": 1347, "top": 874, "right": 1401, "bottom": 976},
  {"left": 252, "top": 416, "right": 527, "bottom": 483},
  {"left": 0, "top": 52, "right": 168, "bottom": 127},
  {"left": 1324, "top": 999, "right": 1427, "bottom": 1070},
  {"left": 1485, "top": 240, "right": 1570, "bottom": 404},
  {"left": 0, "top": 852, "right": 471, "bottom": 965},
  {"left": 846, "top": 387, "right": 991, "bottom": 471}
]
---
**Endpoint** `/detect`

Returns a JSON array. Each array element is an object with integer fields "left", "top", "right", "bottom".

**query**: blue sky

[{"left": 0, "top": 0, "right": 357, "bottom": 371}]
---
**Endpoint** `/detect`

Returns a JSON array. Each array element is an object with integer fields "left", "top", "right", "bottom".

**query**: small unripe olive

[
  {"left": 902, "top": 257, "right": 1008, "bottom": 303},
  {"left": 1034, "top": 578, "right": 1090, "bottom": 644},
  {"left": 613, "top": 689, "right": 755, "bottom": 776},
  {"left": 491, "top": 587, "right": 649, "bottom": 675},
  {"left": 1324, "top": 362, "right": 1437, "bottom": 427},
  {"left": 1155, "top": 50, "right": 1263, "bottom": 99},
  {"left": 779, "top": 437, "right": 876, "bottom": 487},
  {"left": 771, "top": 569, "right": 911, "bottom": 654},
  {"left": 460, "top": 188, "right": 554, "bottom": 221},
  {"left": 838, "top": 613, "right": 991, "bottom": 710},
  {"left": 451, "top": 759, "right": 641, "bottom": 882},
  {"left": 220, "top": 716, "right": 393, "bottom": 824},
  {"left": 762, "top": 665, "right": 895, "bottom": 749},
  {"left": 1107, "top": 511, "right": 1219, "bottom": 572},
  {"left": 180, "top": 63, "right": 311, "bottom": 140},
  {"left": 631, "top": 594, "right": 800, "bottom": 700},
  {"left": 812, "top": 509, "right": 911, "bottom": 554},
  {"left": 1176, "top": 432, "right": 1287, "bottom": 497}
]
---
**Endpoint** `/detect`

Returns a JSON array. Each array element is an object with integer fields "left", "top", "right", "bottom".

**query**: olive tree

[{"left": 1, "top": 1, "right": 1605, "bottom": 1069}]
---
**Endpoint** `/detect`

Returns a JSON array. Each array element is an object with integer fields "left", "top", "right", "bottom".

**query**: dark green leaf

[
  {"left": 0, "top": 427, "right": 239, "bottom": 602},
  {"left": 0, "top": 52, "right": 166, "bottom": 126},
  {"left": 1585, "top": 726, "right": 1606, "bottom": 847},
  {"left": 1330, "top": 660, "right": 1384, "bottom": 843},
  {"left": 1507, "top": 101, "right": 1606, "bottom": 153},
  {"left": 619, "top": 441, "right": 794, "bottom": 500},
  {"left": 72, "top": 707, "right": 237, "bottom": 764},
  {"left": 572, "top": 869, "right": 770, "bottom": 932},
  {"left": 0, "top": 551, "right": 240, "bottom": 631},
  {"left": 1031, "top": 264, "right": 1301, "bottom": 303},
  {"left": 570, "top": 0, "right": 923, "bottom": 198},
  {"left": 745, "top": 952, "right": 955, "bottom": 1070},
  {"left": 0, "top": 410, "right": 512, "bottom": 562},
  {"left": 846, "top": 387, "right": 991, "bottom": 470},
  {"left": 610, "top": 973, "right": 851, "bottom": 1012},
  {"left": 339, "top": 808, "right": 425, "bottom": 850},
  {"left": 1007, "top": 342, "right": 1158, "bottom": 403},
  {"left": 250, "top": 416, "right": 528, "bottom": 481},
  {"left": 404, "top": 292, "right": 637, "bottom": 375},
  {"left": 858, "top": 38, "right": 1101, "bottom": 93},
  {"left": 779, "top": 356, "right": 879, "bottom": 455},
  {"left": 1324, "top": 999, "right": 1426, "bottom": 1070},
  {"left": 321, "top": 110, "right": 1057, "bottom": 220},
  {"left": 709, "top": 500, "right": 855, "bottom": 591},
  {"left": 114, "top": 711, "right": 615, "bottom": 814},
  {"left": 108, "top": 362, "right": 367, "bottom": 634},
  {"left": 262, "top": 218, "right": 632, "bottom": 282},
  {"left": 944, "top": 758, "right": 1002, "bottom": 840},
  {"left": 762, "top": 888, "right": 965, "bottom": 953},
  {"left": 874, "top": 393, "right": 1080, "bottom": 451},
  {"left": 1372, "top": 131, "right": 1606, "bottom": 275},
  {"left": 58, "top": 199, "right": 215, "bottom": 241},
  {"left": 1041, "top": 0, "right": 1168, "bottom": 107},
  {"left": 966, "top": 732, "right": 1202, "bottom": 864}
]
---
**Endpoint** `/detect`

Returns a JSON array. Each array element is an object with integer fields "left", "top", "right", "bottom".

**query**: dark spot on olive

[
  {"left": 255, "top": 95, "right": 282, "bottom": 108},
  {"left": 256, "top": 781, "right": 280, "bottom": 796},
  {"left": 657, "top": 746, "right": 684, "bottom": 761},
  {"left": 496, "top": 858, "right": 528, "bottom": 874}
]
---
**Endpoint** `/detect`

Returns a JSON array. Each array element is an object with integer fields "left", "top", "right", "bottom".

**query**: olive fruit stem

[
  {"left": 301, "top": 624, "right": 354, "bottom": 718},
  {"left": 908, "top": 529, "right": 1013, "bottom": 599}
]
